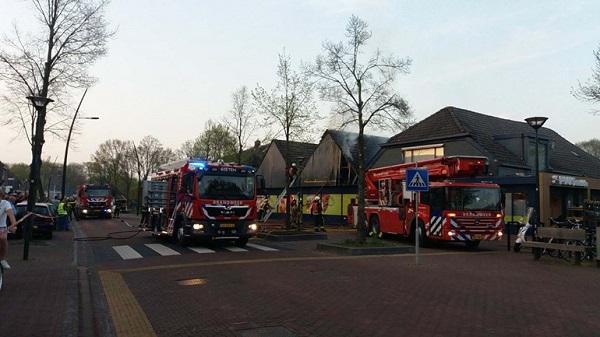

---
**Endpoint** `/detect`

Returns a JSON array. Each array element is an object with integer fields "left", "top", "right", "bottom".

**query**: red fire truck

[
  {"left": 358, "top": 156, "right": 503, "bottom": 248},
  {"left": 148, "top": 159, "right": 259, "bottom": 247},
  {"left": 75, "top": 184, "right": 113, "bottom": 219}
]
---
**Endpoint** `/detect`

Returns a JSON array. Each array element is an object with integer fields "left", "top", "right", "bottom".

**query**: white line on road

[
  {"left": 224, "top": 246, "right": 248, "bottom": 252},
  {"left": 145, "top": 244, "right": 181, "bottom": 256},
  {"left": 246, "top": 243, "right": 279, "bottom": 251},
  {"left": 188, "top": 247, "right": 216, "bottom": 254},
  {"left": 113, "top": 245, "right": 143, "bottom": 260}
]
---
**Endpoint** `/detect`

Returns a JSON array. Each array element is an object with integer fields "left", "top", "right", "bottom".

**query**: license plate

[
  {"left": 220, "top": 223, "right": 235, "bottom": 228},
  {"left": 472, "top": 234, "right": 483, "bottom": 240},
  {"left": 33, "top": 225, "right": 38, "bottom": 229}
]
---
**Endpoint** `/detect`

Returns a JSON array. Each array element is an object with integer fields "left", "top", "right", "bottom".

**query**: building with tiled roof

[{"left": 372, "top": 106, "right": 600, "bottom": 225}]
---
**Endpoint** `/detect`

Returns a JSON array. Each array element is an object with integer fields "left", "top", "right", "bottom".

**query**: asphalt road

[{"left": 74, "top": 216, "right": 600, "bottom": 337}]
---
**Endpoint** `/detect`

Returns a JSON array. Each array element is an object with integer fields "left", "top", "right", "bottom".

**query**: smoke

[{"left": 339, "top": 131, "right": 358, "bottom": 161}]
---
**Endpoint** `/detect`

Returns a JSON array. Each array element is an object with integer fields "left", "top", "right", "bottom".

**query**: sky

[{"left": 1, "top": 0, "right": 599, "bottom": 164}]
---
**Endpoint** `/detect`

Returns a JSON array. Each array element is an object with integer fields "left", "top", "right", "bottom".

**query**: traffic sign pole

[
  {"left": 406, "top": 168, "right": 429, "bottom": 266},
  {"left": 415, "top": 191, "right": 420, "bottom": 265}
]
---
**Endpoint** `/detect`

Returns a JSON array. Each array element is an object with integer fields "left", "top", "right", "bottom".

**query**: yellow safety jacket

[{"left": 57, "top": 202, "right": 68, "bottom": 216}]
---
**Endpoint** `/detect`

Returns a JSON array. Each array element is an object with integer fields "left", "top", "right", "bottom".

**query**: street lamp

[
  {"left": 61, "top": 115, "right": 99, "bottom": 199},
  {"left": 525, "top": 116, "right": 548, "bottom": 228},
  {"left": 27, "top": 95, "right": 54, "bottom": 108},
  {"left": 60, "top": 88, "right": 97, "bottom": 200},
  {"left": 24, "top": 95, "right": 54, "bottom": 260}
]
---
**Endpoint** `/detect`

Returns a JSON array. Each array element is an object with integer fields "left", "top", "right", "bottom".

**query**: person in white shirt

[{"left": 0, "top": 190, "right": 18, "bottom": 269}]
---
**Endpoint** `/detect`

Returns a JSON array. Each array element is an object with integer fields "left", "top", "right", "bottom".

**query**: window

[
  {"left": 527, "top": 141, "right": 547, "bottom": 170},
  {"left": 403, "top": 146, "right": 444, "bottom": 163},
  {"left": 198, "top": 174, "right": 255, "bottom": 200},
  {"left": 447, "top": 187, "right": 501, "bottom": 211}
]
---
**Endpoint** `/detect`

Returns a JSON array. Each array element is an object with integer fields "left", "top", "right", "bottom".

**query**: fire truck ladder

[{"left": 261, "top": 176, "right": 297, "bottom": 230}]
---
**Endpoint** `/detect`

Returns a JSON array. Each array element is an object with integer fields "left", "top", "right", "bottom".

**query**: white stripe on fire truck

[
  {"left": 429, "top": 217, "right": 443, "bottom": 236},
  {"left": 145, "top": 243, "right": 181, "bottom": 256},
  {"left": 112, "top": 245, "right": 143, "bottom": 260}
]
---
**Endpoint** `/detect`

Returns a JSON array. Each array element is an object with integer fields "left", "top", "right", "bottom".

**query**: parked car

[{"left": 8, "top": 202, "right": 55, "bottom": 240}]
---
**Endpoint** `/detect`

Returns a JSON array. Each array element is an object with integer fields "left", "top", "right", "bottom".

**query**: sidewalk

[{"left": 0, "top": 229, "right": 78, "bottom": 337}]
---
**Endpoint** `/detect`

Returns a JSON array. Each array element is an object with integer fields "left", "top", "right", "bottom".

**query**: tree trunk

[
  {"left": 136, "top": 180, "right": 142, "bottom": 215},
  {"left": 356, "top": 124, "right": 367, "bottom": 243},
  {"left": 285, "top": 136, "right": 291, "bottom": 229}
]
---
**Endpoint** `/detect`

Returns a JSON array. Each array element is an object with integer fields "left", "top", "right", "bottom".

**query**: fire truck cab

[
  {"left": 148, "top": 158, "right": 259, "bottom": 247},
  {"left": 75, "top": 184, "right": 113, "bottom": 219},
  {"left": 361, "top": 156, "right": 503, "bottom": 248}
]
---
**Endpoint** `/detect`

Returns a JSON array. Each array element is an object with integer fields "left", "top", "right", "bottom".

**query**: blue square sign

[{"left": 406, "top": 168, "right": 429, "bottom": 192}]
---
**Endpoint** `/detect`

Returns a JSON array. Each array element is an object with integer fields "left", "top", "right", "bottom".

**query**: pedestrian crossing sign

[{"left": 406, "top": 168, "right": 429, "bottom": 192}]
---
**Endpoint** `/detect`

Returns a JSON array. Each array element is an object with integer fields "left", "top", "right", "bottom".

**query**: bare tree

[
  {"left": 178, "top": 120, "right": 237, "bottom": 161},
  {"left": 573, "top": 46, "right": 600, "bottom": 114},
  {"left": 0, "top": 0, "right": 113, "bottom": 223},
  {"left": 88, "top": 139, "right": 131, "bottom": 189},
  {"left": 308, "top": 15, "right": 413, "bottom": 242},
  {"left": 577, "top": 138, "right": 600, "bottom": 159},
  {"left": 253, "top": 51, "right": 317, "bottom": 227},
  {"left": 226, "top": 86, "right": 256, "bottom": 164},
  {"left": 132, "top": 136, "right": 175, "bottom": 213}
]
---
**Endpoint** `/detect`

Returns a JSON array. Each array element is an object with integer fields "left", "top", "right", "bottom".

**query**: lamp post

[
  {"left": 61, "top": 89, "right": 97, "bottom": 199},
  {"left": 24, "top": 95, "right": 54, "bottom": 260},
  {"left": 525, "top": 116, "right": 548, "bottom": 228}
]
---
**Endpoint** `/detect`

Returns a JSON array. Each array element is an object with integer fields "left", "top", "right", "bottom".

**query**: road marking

[
  {"left": 246, "top": 243, "right": 279, "bottom": 251},
  {"left": 99, "top": 271, "right": 157, "bottom": 337},
  {"left": 144, "top": 243, "right": 181, "bottom": 256},
  {"left": 224, "top": 246, "right": 248, "bottom": 252},
  {"left": 113, "top": 245, "right": 143, "bottom": 260},
  {"left": 188, "top": 247, "right": 216, "bottom": 254},
  {"left": 110, "top": 250, "right": 502, "bottom": 274}
]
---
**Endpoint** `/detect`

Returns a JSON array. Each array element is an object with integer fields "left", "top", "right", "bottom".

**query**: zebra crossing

[{"left": 111, "top": 242, "right": 280, "bottom": 260}]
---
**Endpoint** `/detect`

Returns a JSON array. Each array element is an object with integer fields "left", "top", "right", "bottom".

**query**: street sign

[
  {"left": 406, "top": 168, "right": 429, "bottom": 266},
  {"left": 406, "top": 168, "right": 429, "bottom": 192}
]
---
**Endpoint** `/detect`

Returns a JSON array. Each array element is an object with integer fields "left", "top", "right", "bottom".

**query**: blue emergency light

[{"left": 189, "top": 159, "right": 207, "bottom": 170}]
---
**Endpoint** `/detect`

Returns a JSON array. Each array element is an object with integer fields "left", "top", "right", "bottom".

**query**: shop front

[{"left": 540, "top": 173, "right": 600, "bottom": 225}]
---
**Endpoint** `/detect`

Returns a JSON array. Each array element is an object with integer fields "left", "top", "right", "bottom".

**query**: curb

[
  {"left": 258, "top": 232, "right": 328, "bottom": 241},
  {"left": 316, "top": 242, "right": 414, "bottom": 255}
]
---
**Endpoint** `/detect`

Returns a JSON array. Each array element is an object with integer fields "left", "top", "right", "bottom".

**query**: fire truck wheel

[
  {"left": 235, "top": 237, "right": 248, "bottom": 247},
  {"left": 465, "top": 240, "right": 480, "bottom": 249},
  {"left": 176, "top": 227, "right": 189, "bottom": 246}
]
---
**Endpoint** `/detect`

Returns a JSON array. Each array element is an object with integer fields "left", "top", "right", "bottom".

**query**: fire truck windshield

[
  {"left": 447, "top": 187, "right": 501, "bottom": 211},
  {"left": 86, "top": 189, "right": 110, "bottom": 197},
  {"left": 198, "top": 174, "right": 255, "bottom": 200}
]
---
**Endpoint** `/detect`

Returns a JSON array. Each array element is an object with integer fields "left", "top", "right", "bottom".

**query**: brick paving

[
  {"left": 0, "top": 230, "right": 78, "bottom": 337},
  {"left": 120, "top": 250, "right": 600, "bottom": 337}
]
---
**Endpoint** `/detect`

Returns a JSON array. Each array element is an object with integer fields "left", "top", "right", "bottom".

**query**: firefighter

[
  {"left": 140, "top": 196, "right": 150, "bottom": 227},
  {"left": 57, "top": 198, "right": 69, "bottom": 231},
  {"left": 259, "top": 198, "right": 272, "bottom": 221},
  {"left": 311, "top": 196, "right": 326, "bottom": 232},
  {"left": 290, "top": 198, "right": 300, "bottom": 230},
  {"left": 288, "top": 163, "right": 298, "bottom": 183}
]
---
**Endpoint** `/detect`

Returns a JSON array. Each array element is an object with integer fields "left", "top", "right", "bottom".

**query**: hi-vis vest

[{"left": 57, "top": 202, "right": 68, "bottom": 216}]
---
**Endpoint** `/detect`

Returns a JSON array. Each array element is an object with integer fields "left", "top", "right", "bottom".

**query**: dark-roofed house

[
  {"left": 302, "top": 129, "right": 389, "bottom": 186},
  {"left": 290, "top": 130, "right": 389, "bottom": 223},
  {"left": 372, "top": 106, "right": 600, "bottom": 225},
  {"left": 222, "top": 140, "right": 269, "bottom": 168},
  {"left": 256, "top": 139, "right": 318, "bottom": 190}
]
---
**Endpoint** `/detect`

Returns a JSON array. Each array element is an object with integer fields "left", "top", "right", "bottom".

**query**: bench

[{"left": 522, "top": 227, "right": 586, "bottom": 265}]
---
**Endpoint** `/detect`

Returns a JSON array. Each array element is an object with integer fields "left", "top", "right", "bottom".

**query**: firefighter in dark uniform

[{"left": 311, "top": 196, "right": 326, "bottom": 232}]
